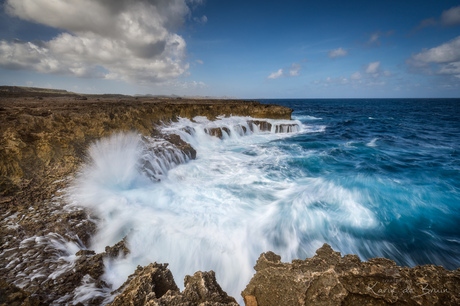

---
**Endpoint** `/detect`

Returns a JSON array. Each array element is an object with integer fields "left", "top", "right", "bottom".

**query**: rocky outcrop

[
  {"left": 0, "top": 94, "right": 292, "bottom": 198},
  {"left": 0, "top": 279, "right": 45, "bottom": 306},
  {"left": 2, "top": 88, "right": 458, "bottom": 306},
  {"left": 110, "top": 264, "right": 237, "bottom": 306},
  {"left": 204, "top": 127, "right": 232, "bottom": 139},
  {"left": 242, "top": 244, "right": 460, "bottom": 306},
  {"left": 248, "top": 120, "right": 300, "bottom": 133},
  {"left": 0, "top": 88, "right": 293, "bottom": 305}
]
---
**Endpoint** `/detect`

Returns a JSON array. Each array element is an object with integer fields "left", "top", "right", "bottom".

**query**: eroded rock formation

[
  {"left": 242, "top": 244, "right": 460, "bottom": 306},
  {"left": 1, "top": 87, "right": 458, "bottom": 305},
  {"left": 110, "top": 264, "right": 237, "bottom": 305},
  {"left": 0, "top": 87, "right": 293, "bottom": 305},
  {"left": 0, "top": 91, "right": 292, "bottom": 197}
]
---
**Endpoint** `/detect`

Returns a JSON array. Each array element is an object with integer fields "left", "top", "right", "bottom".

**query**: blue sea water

[
  {"left": 69, "top": 98, "right": 460, "bottom": 302},
  {"left": 261, "top": 99, "right": 460, "bottom": 269}
]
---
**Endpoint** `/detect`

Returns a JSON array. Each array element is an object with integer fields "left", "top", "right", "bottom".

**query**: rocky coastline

[{"left": 1, "top": 87, "right": 459, "bottom": 305}]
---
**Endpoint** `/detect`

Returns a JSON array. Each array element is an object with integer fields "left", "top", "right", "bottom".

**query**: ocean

[{"left": 68, "top": 98, "right": 460, "bottom": 302}]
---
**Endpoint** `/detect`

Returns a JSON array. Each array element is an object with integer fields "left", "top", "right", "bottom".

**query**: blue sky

[{"left": 1, "top": 0, "right": 460, "bottom": 98}]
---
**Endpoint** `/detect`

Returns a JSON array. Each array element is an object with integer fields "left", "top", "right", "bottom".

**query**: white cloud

[
  {"left": 267, "top": 68, "right": 283, "bottom": 79},
  {"left": 350, "top": 71, "right": 362, "bottom": 80},
  {"left": 441, "top": 5, "right": 460, "bottom": 26},
  {"left": 365, "top": 61, "right": 380, "bottom": 74},
  {"left": 411, "top": 36, "right": 460, "bottom": 64},
  {"left": 328, "top": 47, "right": 348, "bottom": 58},
  {"left": 407, "top": 36, "right": 460, "bottom": 81},
  {"left": 0, "top": 0, "right": 196, "bottom": 84},
  {"left": 313, "top": 76, "right": 349, "bottom": 87},
  {"left": 267, "top": 62, "right": 302, "bottom": 79},
  {"left": 288, "top": 63, "right": 301, "bottom": 76},
  {"left": 313, "top": 62, "right": 391, "bottom": 88},
  {"left": 411, "top": 6, "right": 460, "bottom": 34}
]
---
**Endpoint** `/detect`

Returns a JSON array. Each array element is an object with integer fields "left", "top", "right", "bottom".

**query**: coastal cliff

[
  {"left": 1, "top": 87, "right": 459, "bottom": 305},
  {"left": 0, "top": 87, "right": 293, "bottom": 304},
  {"left": 0, "top": 89, "right": 291, "bottom": 197}
]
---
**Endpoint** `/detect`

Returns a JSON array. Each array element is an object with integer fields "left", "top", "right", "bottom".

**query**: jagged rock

[
  {"left": 163, "top": 133, "right": 197, "bottom": 159},
  {"left": 104, "top": 238, "right": 130, "bottom": 258},
  {"left": 178, "top": 271, "right": 238, "bottom": 305},
  {"left": 110, "top": 264, "right": 238, "bottom": 306},
  {"left": 249, "top": 120, "right": 272, "bottom": 132},
  {"left": 242, "top": 243, "right": 460, "bottom": 306},
  {"left": 0, "top": 89, "right": 293, "bottom": 304},
  {"left": 110, "top": 263, "right": 179, "bottom": 305},
  {"left": 0, "top": 279, "right": 45, "bottom": 306},
  {"left": 204, "top": 127, "right": 231, "bottom": 139},
  {"left": 274, "top": 123, "right": 299, "bottom": 133},
  {"left": 9, "top": 238, "right": 131, "bottom": 305}
]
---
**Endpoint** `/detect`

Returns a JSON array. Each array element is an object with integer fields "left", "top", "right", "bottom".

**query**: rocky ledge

[
  {"left": 1, "top": 87, "right": 458, "bottom": 305},
  {"left": 242, "top": 244, "right": 460, "bottom": 306}
]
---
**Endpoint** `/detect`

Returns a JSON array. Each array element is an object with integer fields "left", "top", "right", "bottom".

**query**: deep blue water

[
  {"left": 70, "top": 98, "right": 460, "bottom": 301},
  {"left": 261, "top": 98, "right": 460, "bottom": 269}
]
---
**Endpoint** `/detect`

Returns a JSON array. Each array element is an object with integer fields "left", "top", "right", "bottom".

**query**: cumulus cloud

[
  {"left": 0, "top": 0, "right": 196, "bottom": 84},
  {"left": 350, "top": 71, "right": 362, "bottom": 80},
  {"left": 288, "top": 63, "right": 301, "bottom": 76},
  {"left": 267, "top": 62, "right": 302, "bottom": 79},
  {"left": 267, "top": 68, "right": 283, "bottom": 79},
  {"left": 328, "top": 47, "right": 348, "bottom": 58},
  {"left": 441, "top": 5, "right": 460, "bottom": 26},
  {"left": 314, "top": 61, "right": 391, "bottom": 88},
  {"left": 407, "top": 36, "right": 460, "bottom": 77},
  {"left": 365, "top": 61, "right": 380, "bottom": 74},
  {"left": 411, "top": 5, "right": 460, "bottom": 34}
]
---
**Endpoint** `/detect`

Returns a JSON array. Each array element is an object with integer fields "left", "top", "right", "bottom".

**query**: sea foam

[{"left": 68, "top": 116, "right": 378, "bottom": 301}]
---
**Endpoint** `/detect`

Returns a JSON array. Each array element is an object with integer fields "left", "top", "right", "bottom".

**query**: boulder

[{"left": 242, "top": 244, "right": 460, "bottom": 306}]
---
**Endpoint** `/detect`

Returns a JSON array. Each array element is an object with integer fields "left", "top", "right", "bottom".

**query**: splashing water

[
  {"left": 67, "top": 116, "right": 358, "bottom": 297},
  {"left": 67, "top": 99, "right": 460, "bottom": 302}
]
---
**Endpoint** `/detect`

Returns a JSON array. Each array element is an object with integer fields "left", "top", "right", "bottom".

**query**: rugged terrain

[
  {"left": 0, "top": 87, "right": 458, "bottom": 305},
  {"left": 0, "top": 86, "right": 291, "bottom": 304}
]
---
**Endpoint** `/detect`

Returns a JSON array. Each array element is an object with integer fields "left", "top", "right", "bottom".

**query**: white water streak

[{"left": 67, "top": 116, "right": 376, "bottom": 301}]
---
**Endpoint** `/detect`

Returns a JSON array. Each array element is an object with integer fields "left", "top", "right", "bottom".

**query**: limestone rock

[
  {"left": 248, "top": 120, "right": 272, "bottom": 132},
  {"left": 110, "top": 265, "right": 238, "bottom": 306},
  {"left": 0, "top": 88, "right": 293, "bottom": 305},
  {"left": 179, "top": 271, "right": 238, "bottom": 305},
  {"left": 242, "top": 243, "right": 460, "bottom": 306},
  {"left": 0, "top": 279, "right": 45, "bottom": 306},
  {"left": 204, "top": 127, "right": 231, "bottom": 139},
  {"left": 110, "top": 263, "right": 179, "bottom": 305}
]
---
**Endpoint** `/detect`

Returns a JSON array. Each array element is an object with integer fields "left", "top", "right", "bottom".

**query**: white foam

[
  {"left": 67, "top": 116, "right": 376, "bottom": 301},
  {"left": 366, "top": 138, "right": 379, "bottom": 147},
  {"left": 293, "top": 115, "right": 323, "bottom": 120}
]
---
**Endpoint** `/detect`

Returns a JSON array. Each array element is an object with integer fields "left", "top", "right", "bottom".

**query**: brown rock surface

[
  {"left": 0, "top": 88, "right": 292, "bottom": 199},
  {"left": 110, "top": 264, "right": 238, "bottom": 306},
  {"left": 0, "top": 279, "right": 45, "bottom": 306},
  {"left": 0, "top": 87, "right": 292, "bottom": 304},
  {"left": 2, "top": 87, "right": 458, "bottom": 306},
  {"left": 242, "top": 243, "right": 460, "bottom": 306}
]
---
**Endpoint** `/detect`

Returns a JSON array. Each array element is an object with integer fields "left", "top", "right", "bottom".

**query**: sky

[{"left": 0, "top": 0, "right": 460, "bottom": 98}]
